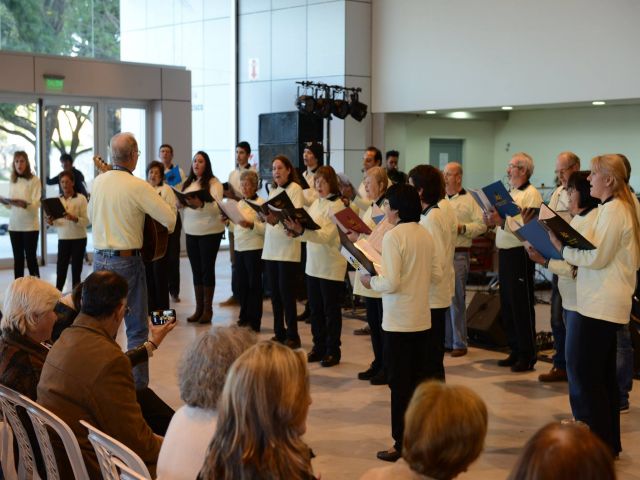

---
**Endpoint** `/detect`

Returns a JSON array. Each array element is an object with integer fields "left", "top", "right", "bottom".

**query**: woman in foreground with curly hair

[{"left": 198, "top": 341, "right": 316, "bottom": 480}]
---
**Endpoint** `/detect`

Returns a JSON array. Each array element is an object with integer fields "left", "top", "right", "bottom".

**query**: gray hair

[
  {"left": 178, "top": 325, "right": 257, "bottom": 409},
  {"left": 512, "top": 152, "right": 534, "bottom": 179},
  {"left": 1, "top": 277, "right": 60, "bottom": 335},
  {"left": 110, "top": 132, "right": 138, "bottom": 164},
  {"left": 240, "top": 169, "right": 259, "bottom": 190}
]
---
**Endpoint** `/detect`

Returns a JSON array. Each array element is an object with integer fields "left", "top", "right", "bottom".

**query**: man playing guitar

[{"left": 90, "top": 132, "right": 176, "bottom": 389}]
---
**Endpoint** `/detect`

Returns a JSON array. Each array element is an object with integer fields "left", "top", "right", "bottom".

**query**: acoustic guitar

[{"left": 93, "top": 155, "right": 169, "bottom": 263}]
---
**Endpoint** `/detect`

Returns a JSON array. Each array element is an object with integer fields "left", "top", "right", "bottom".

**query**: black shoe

[
  {"left": 497, "top": 354, "right": 517, "bottom": 367},
  {"left": 307, "top": 350, "right": 323, "bottom": 362},
  {"left": 370, "top": 370, "right": 388, "bottom": 385},
  {"left": 320, "top": 354, "right": 340, "bottom": 367},
  {"left": 271, "top": 336, "right": 285, "bottom": 344},
  {"left": 297, "top": 303, "right": 310, "bottom": 322},
  {"left": 285, "top": 338, "right": 302, "bottom": 349},
  {"left": 511, "top": 359, "right": 535, "bottom": 372},
  {"left": 376, "top": 448, "right": 401, "bottom": 463},
  {"left": 358, "top": 367, "right": 376, "bottom": 381}
]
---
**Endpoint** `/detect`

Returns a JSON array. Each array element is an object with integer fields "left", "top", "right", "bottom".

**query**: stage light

[
  {"left": 349, "top": 92, "right": 368, "bottom": 122},
  {"left": 296, "top": 94, "right": 315, "bottom": 114},
  {"left": 332, "top": 90, "right": 350, "bottom": 119},
  {"left": 314, "top": 88, "right": 333, "bottom": 118}
]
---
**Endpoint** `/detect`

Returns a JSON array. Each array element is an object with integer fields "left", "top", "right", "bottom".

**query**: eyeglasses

[
  {"left": 124, "top": 305, "right": 131, "bottom": 316},
  {"left": 382, "top": 199, "right": 390, "bottom": 208},
  {"left": 507, "top": 163, "right": 523, "bottom": 170}
]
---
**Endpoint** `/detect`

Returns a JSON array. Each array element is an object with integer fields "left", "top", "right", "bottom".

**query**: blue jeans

[
  {"left": 445, "top": 251, "right": 469, "bottom": 350},
  {"left": 617, "top": 324, "right": 634, "bottom": 409},
  {"left": 94, "top": 252, "right": 149, "bottom": 389},
  {"left": 550, "top": 275, "right": 566, "bottom": 370},
  {"left": 565, "top": 310, "right": 621, "bottom": 455}
]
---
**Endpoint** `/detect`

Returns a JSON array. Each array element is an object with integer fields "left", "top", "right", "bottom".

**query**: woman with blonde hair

[
  {"left": 198, "top": 341, "right": 316, "bottom": 480},
  {"left": 551, "top": 153, "right": 640, "bottom": 455},
  {"left": 3, "top": 151, "right": 41, "bottom": 278},
  {"left": 361, "top": 381, "right": 488, "bottom": 479},
  {"left": 350, "top": 165, "right": 389, "bottom": 385}
]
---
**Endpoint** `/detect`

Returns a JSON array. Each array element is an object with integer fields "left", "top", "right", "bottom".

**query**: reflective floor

[{"left": 3, "top": 253, "right": 639, "bottom": 480}]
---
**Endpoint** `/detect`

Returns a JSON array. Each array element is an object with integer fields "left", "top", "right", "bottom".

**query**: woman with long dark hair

[
  {"left": 4, "top": 151, "right": 41, "bottom": 278},
  {"left": 181, "top": 151, "right": 224, "bottom": 324}
]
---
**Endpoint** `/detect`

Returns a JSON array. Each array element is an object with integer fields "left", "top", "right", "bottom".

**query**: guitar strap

[{"left": 112, "top": 165, "right": 133, "bottom": 175}]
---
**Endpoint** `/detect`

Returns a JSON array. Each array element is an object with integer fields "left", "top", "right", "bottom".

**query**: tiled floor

[{"left": 3, "top": 254, "right": 639, "bottom": 479}]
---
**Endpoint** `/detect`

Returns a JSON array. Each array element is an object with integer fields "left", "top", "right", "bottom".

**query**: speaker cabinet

[
  {"left": 467, "top": 292, "right": 507, "bottom": 348},
  {"left": 258, "top": 111, "right": 323, "bottom": 181}
]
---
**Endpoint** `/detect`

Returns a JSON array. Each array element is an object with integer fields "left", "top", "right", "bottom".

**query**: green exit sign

[{"left": 44, "top": 77, "right": 64, "bottom": 91}]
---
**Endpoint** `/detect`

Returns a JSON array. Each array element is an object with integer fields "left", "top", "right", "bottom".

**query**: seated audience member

[
  {"left": 508, "top": 422, "right": 616, "bottom": 480},
  {"left": 37, "top": 271, "right": 163, "bottom": 479},
  {"left": 198, "top": 341, "right": 316, "bottom": 480},
  {"left": 361, "top": 381, "right": 488, "bottom": 480},
  {"left": 157, "top": 325, "right": 256, "bottom": 480}
]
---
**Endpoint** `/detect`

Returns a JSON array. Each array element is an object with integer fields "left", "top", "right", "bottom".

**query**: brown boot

[
  {"left": 199, "top": 286, "right": 214, "bottom": 324},
  {"left": 187, "top": 285, "right": 204, "bottom": 322}
]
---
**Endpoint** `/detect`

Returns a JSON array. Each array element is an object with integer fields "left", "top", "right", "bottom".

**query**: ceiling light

[
  {"left": 450, "top": 111, "right": 470, "bottom": 119},
  {"left": 501, "top": 106, "right": 513, "bottom": 111},
  {"left": 349, "top": 92, "right": 368, "bottom": 122},
  {"left": 592, "top": 101, "right": 606, "bottom": 106},
  {"left": 426, "top": 110, "right": 437, "bottom": 114}
]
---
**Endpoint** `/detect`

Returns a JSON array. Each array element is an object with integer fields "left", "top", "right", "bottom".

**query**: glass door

[
  {"left": 42, "top": 103, "right": 96, "bottom": 266},
  {"left": 106, "top": 105, "right": 148, "bottom": 179},
  {"left": 0, "top": 101, "right": 38, "bottom": 268}
]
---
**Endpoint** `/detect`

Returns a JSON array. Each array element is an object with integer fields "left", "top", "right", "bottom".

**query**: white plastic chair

[
  {"left": 19, "top": 393, "right": 89, "bottom": 479},
  {"left": 0, "top": 384, "right": 37, "bottom": 480},
  {"left": 79, "top": 420, "right": 152, "bottom": 480}
]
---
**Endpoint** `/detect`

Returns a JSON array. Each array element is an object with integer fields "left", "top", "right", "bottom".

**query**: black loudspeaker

[
  {"left": 467, "top": 292, "right": 508, "bottom": 348},
  {"left": 258, "top": 112, "right": 323, "bottom": 181}
]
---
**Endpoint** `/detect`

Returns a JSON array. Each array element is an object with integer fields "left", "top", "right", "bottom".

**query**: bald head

[
  {"left": 555, "top": 151, "right": 580, "bottom": 188},
  {"left": 443, "top": 162, "right": 463, "bottom": 196},
  {"left": 110, "top": 132, "right": 139, "bottom": 170}
]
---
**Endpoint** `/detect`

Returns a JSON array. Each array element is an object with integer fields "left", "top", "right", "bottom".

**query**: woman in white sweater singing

[
  {"left": 181, "top": 151, "right": 225, "bottom": 324},
  {"left": 47, "top": 170, "right": 89, "bottom": 291},
  {"left": 550, "top": 154, "right": 640, "bottom": 456},
  {"left": 360, "top": 183, "right": 442, "bottom": 463},
  {"left": 4, "top": 151, "right": 41, "bottom": 278},
  {"left": 285, "top": 166, "right": 347, "bottom": 367},
  {"left": 261, "top": 155, "right": 304, "bottom": 348}
]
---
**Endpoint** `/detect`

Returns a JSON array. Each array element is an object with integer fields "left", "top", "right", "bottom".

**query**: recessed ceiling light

[
  {"left": 592, "top": 101, "right": 606, "bottom": 106},
  {"left": 426, "top": 110, "right": 437, "bottom": 114},
  {"left": 450, "top": 111, "right": 470, "bottom": 119},
  {"left": 501, "top": 106, "right": 513, "bottom": 111}
]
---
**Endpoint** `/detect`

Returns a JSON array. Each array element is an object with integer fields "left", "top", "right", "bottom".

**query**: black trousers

[
  {"left": 56, "top": 238, "right": 87, "bottom": 291},
  {"left": 384, "top": 329, "right": 432, "bottom": 451},
  {"left": 229, "top": 231, "right": 240, "bottom": 299},
  {"left": 167, "top": 214, "right": 182, "bottom": 297},
  {"left": 236, "top": 249, "right": 263, "bottom": 331},
  {"left": 9, "top": 230, "right": 39, "bottom": 278},
  {"left": 186, "top": 232, "right": 223, "bottom": 287},
  {"left": 136, "top": 387, "right": 175, "bottom": 436},
  {"left": 265, "top": 260, "right": 300, "bottom": 341},
  {"left": 307, "top": 275, "right": 343, "bottom": 357},
  {"left": 428, "top": 307, "right": 447, "bottom": 381},
  {"left": 365, "top": 297, "right": 384, "bottom": 372},
  {"left": 498, "top": 247, "right": 537, "bottom": 364},
  {"left": 145, "top": 253, "right": 169, "bottom": 311}
]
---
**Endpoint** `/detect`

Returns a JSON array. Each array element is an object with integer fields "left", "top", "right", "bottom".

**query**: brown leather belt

[
  {"left": 455, "top": 247, "right": 471, "bottom": 252},
  {"left": 95, "top": 249, "right": 141, "bottom": 257}
]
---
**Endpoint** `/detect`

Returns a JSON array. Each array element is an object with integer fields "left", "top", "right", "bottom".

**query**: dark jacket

[
  {"left": 0, "top": 329, "right": 48, "bottom": 399},
  {"left": 37, "top": 314, "right": 161, "bottom": 479}
]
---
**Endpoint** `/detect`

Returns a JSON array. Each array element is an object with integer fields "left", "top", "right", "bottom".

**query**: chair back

[
  {"left": 19, "top": 393, "right": 89, "bottom": 479},
  {"left": 79, "top": 420, "right": 152, "bottom": 480},
  {"left": 0, "top": 384, "right": 37, "bottom": 479}
]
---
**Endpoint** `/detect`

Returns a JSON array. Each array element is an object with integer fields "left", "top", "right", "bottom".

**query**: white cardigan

[
  {"left": 420, "top": 205, "right": 456, "bottom": 309},
  {"left": 300, "top": 196, "right": 348, "bottom": 282},
  {"left": 52, "top": 194, "right": 89, "bottom": 240},
  {"left": 563, "top": 198, "right": 640, "bottom": 323},
  {"left": 262, "top": 182, "right": 304, "bottom": 262},
  {"left": 353, "top": 202, "right": 383, "bottom": 299},
  {"left": 496, "top": 183, "right": 543, "bottom": 250},
  {"left": 181, "top": 177, "right": 225, "bottom": 236},
  {"left": 370, "top": 222, "right": 442, "bottom": 332},
  {"left": 234, "top": 197, "right": 266, "bottom": 252},
  {"left": 547, "top": 209, "right": 597, "bottom": 312},
  {"left": 8, "top": 176, "right": 41, "bottom": 231}
]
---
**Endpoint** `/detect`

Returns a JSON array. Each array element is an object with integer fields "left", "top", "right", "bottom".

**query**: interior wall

[
  {"left": 385, "top": 105, "right": 640, "bottom": 193},
  {"left": 372, "top": 0, "right": 640, "bottom": 113},
  {"left": 384, "top": 114, "right": 496, "bottom": 189}
]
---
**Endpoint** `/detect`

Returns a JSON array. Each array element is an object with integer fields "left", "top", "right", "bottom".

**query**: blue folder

[
  {"left": 517, "top": 220, "right": 563, "bottom": 260},
  {"left": 482, "top": 181, "right": 520, "bottom": 218}
]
